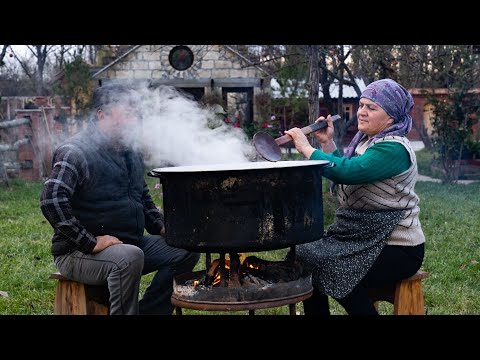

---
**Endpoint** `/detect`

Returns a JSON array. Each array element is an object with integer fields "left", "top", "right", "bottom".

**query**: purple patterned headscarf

[{"left": 344, "top": 79, "right": 414, "bottom": 159}]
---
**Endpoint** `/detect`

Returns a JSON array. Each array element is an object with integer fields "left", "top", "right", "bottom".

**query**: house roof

[
  {"left": 91, "top": 45, "right": 142, "bottom": 78},
  {"left": 49, "top": 46, "right": 140, "bottom": 85},
  {"left": 271, "top": 77, "right": 366, "bottom": 99},
  {"left": 328, "top": 78, "right": 366, "bottom": 98}
]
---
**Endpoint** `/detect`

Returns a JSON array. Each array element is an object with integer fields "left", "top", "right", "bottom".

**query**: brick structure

[
  {"left": 408, "top": 89, "right": 446, "bottom": 142},
  {"left": 409, "top": 88, "right": 480, "bottom": 143},
  {"left": 0, "top": 96, "right": 72, "bottom": 181}
]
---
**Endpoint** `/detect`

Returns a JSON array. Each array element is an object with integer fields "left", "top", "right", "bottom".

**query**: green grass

[
  {"left": 0, "top": 180, "right": 56, "bottom": 314},
  {"left": 1, "top": 167, "right": 479, "bottom": 315},
  {"left": 416, "top": 181, "right": 480, "bottom": 314},
  {"left": 415, "top": 148, "right": 436, "bottom": 177}
]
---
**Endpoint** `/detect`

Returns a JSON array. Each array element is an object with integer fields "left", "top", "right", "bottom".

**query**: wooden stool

[
  {"left": 50, "top": 272, "right": 110, "bottom": 315},
  {"left": 367, "top": 270, "right": 429, "bottom": 315}
]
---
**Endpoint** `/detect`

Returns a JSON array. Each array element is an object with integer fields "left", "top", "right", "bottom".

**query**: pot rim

[{"left": 150, "top": 160, "right": 331, "bottom": 174}]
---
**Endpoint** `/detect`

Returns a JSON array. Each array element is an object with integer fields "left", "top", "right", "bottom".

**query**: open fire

[
  {"left": 187, "top": 253, "right": 304, "bottom": 288},
  {"left": 171, "top": 249, "right": 313, "bottom": 311}
]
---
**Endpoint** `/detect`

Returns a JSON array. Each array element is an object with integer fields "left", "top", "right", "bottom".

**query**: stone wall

[{"left": 98, "top": 45, "right": 263, "bottom": 81}]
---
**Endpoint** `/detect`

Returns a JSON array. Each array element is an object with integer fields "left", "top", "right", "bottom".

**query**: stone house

[{"left": 92, "top": 45, "right": 273, "bottom": 129}]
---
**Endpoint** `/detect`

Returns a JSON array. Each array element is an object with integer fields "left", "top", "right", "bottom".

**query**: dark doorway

[
  {"left": 179, "top": 87, "right": 205, "bottom": 102},
  {"left": 222, "top": 87, "right": 254, "bottom": 128}
]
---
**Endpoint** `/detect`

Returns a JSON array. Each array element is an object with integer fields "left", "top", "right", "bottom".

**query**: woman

[{"left": 285, "top": 79, "right": 425, "bottom": 315}]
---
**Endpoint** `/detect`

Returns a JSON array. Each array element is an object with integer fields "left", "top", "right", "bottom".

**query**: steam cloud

[{"left": 113, "top": 81, "right": 257, "bottom": 168}]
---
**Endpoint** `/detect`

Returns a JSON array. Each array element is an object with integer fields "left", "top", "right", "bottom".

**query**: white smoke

[{"left": 117, "top": 82, "right": 257, "bottom": 167}]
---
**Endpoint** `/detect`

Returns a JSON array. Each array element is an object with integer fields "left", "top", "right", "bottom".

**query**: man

[{"left": 40, "top": 83, "right": 199, "bottom": 315}]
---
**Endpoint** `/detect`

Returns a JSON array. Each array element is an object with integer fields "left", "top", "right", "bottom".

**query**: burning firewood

[
  {"left": 244, "top": 273, "right": 271, "bottom": 286},
  {"left": 203, "top": 259, "right": 220, "bottom": 286},
  {"left": 186, "top": 252, "right": 304, "bottom": 289},
  {"left": 228, "top": 253, "right": 241, "bottom": 288},
  {"left": 241, "top": 256, "right": 304, "bottom": 283}
]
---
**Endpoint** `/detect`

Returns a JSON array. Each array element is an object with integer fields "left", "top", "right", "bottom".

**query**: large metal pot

[{"left": 149, "top": 160, "right": 331, "bottom": 252}]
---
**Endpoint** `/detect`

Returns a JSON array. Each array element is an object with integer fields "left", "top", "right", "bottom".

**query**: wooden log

[
  {"left": 0, "top": 138, "right": 30, "bottom": 152},
  {"left": 0, "top": 118, "right": 31, "bottom": 128}
]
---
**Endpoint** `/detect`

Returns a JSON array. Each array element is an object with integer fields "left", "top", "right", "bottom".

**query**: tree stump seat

[
  {"left": 367, "top": 270, "right": 429, "bottom": 315},
  {"left": 49, "top": 272, "right": 110, "bottom": 315}
]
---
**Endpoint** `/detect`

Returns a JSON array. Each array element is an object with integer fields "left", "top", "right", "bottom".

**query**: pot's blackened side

[{"left": 154, "top": 165, "right": 326, "bottom": 252}]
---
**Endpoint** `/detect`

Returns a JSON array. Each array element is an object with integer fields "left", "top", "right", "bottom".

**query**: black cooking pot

[{"left": 149, "top": 160, "right": 332, "bottom": 252}]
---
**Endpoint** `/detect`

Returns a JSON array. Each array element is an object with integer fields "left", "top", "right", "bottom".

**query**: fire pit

[
  {"left": 148, "top": 160, "right": 331, "bottom": 314},
  {"left": 171, "top": 250, "right": 312, "bottom": 313}
]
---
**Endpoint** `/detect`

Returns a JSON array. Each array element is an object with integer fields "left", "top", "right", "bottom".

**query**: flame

[
  {"left": 196, "top": 253, "right": 261, "bottom": 287},
  {"left": 244, "top": 257, "right": 261, "bottom": 270},
  {"left": 212, "top": 260, "right": 231, "bottom": 286}
]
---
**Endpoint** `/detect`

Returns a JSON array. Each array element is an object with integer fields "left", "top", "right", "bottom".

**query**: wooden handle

[{"left": 275, "top": 115, "right": 341, "bottom": 146}]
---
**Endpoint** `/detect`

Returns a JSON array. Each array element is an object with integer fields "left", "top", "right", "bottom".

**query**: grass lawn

[{"left": 1, "top": 159, "right": 479, "bottom": 315}]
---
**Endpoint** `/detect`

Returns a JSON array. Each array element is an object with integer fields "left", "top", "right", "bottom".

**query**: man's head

[
  {"left": 92, "top": 83, "right": 139, "bottom": 142},
  {"left": 92, "top": 82, "right": 137, "bottom": 113}
]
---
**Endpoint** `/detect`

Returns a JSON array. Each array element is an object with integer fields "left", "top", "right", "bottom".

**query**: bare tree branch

[
  {"left": 10, "top": 48, "right": 34, "bottom": 80},
  {"left": 0, "top": 45, "right": 9, "bottom": 66},
  {"left": 25, "top": 45, "right": 58, "bottom": 94},
  {"left": 242, "top": 52, "right": 302, "bottom": 68}
]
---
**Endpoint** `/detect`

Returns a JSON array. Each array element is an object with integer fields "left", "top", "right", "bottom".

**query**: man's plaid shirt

[{"left": 40, "top": 141, "right": 164, "bottom": 255}]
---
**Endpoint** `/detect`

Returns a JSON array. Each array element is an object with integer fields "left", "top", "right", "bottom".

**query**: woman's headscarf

[{"left": 343, "top": 79, "right": 414, "bottom": 159}]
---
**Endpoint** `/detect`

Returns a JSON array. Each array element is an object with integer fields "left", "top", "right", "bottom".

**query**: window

[
  {"left": 169, "top": 46, "right": 194, "bottom": 71},
  {"left": 343, "top": 104, "right": 352, "bottom": 122}
]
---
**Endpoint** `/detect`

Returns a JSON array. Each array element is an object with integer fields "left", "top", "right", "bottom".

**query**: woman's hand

[
  {"left": 93, "top": 235, "right": 123, "bottom": 253},
  {"left": 313, "top": 115, "right": 337, "bottom": 153},
  {"left": 284, "top": 128, "right": 316, "bottom": 159},
  {"left": 313, "top": 115, "right": 335, "bottom": 144}
]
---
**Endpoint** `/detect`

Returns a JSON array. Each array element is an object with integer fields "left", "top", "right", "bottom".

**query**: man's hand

[
  {"left": 160, "top": 226, "right": 166, "bottom": 237},
  {"left": 93, "top": 235, "right": 123, "bottom": 253}
]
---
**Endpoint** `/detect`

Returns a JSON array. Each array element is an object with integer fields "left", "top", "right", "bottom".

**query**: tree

[
  {"left": 0, "top": 62, "right": 35, "bottom": 96},
  {"left": 228, "top": 45, "right": 310, "bottom": 134},
  {"left": 316, "top": 45, "right": 364, "bottom": 153},
  {"left": 238, "top": 45, "right": 361, "bottom": 152},
  {"left": 0, "top": 47, "right": 35, "bottom": 96},
  {"left": 427, "top": 46, "right": 480, "bottom": 183},
  {"left": 307, "top": 45, "right": 320, "bottom": 149},
  {"left": 350, "top": 45, "right": 399, "bottom": 85},
  {"left": 10, "top": 45, "right": 58, "bottom": 95},
  {"left": 54, "top": 56, "right": 93, "bottom": 120}
]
